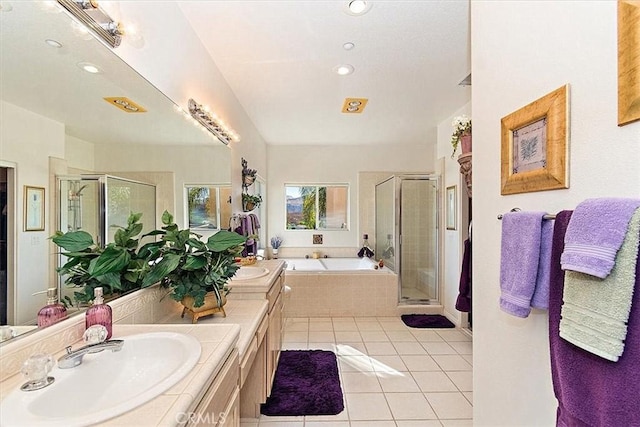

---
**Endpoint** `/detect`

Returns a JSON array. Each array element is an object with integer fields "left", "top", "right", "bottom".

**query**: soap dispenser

[
  {"left": 85, "top": 287, "right": 112, "bottom": 339},
  {"left": 36, "top": 288, "right": 67, "bottom": 328}
]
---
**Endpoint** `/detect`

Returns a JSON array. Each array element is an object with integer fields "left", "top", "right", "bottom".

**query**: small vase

[
  {"left": 460, "top": 134, "right": 472, "bottom": 154},
  {"left": 272, "top": 248, "right": 279, "bottom": 259}
]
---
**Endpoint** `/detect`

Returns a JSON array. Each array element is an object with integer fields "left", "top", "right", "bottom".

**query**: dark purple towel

[
  {"left": 549, "top": 210, "right": 640, "bottom": 427},
  {"left": 456, "top": 238, "right": 472, "bottom": 312}
]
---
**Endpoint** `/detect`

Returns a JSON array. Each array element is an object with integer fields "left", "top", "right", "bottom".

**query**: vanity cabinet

[
  {"left": 266, "top": 273, "right": 284, "bottom": 394},
  {"left": 189, "top": 349, "right": 240, "bottom": 427}
]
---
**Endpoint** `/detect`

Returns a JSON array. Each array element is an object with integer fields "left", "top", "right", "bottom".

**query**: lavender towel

[
  {"left": 549, "top": 210, "right": 640, "bottom": 427},
  {"left": 561, "top": 198, "right": 640, "bottom": 278},
  {"left": 500, "top": 212, "right": 553, "bottom": 317}
]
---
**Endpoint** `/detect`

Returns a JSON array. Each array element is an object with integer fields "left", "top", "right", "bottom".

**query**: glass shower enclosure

[
  {"left": 375, "top": 175, "right": 439, "bottom": 304},
  {"left": 57, "top": 175, "right": 156, "bottom": 304}
]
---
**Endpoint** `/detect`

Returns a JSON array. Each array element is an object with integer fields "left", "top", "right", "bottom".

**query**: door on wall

[{"left": 0, "top": 166, "right": 14, "bottom": 326}]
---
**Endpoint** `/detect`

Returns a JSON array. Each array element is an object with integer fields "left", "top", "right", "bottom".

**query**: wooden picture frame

[
  {"left": 24, "top": 186, "right": 45, "bottom": 231},
  {"left": 446, "top": 185, "right": 457, "bottom": 230},
  {"left": 618, "top": 0, "right": 640, "bottom": 126},
  {"left": 500, "top": 85, "right": 569, "bottom": 195}
]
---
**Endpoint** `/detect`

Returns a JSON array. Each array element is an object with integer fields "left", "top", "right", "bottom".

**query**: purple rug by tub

[
  {"left": 401, "top": 314, "right": 455, "bottom": 328},
  {"left": 260, "top": 350, "right": 344, "bottom": 416}
]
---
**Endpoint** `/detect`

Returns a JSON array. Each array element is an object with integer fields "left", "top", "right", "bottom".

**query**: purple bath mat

[
  {"left": 260, "top": 350, "right": 344, "bottom": 416},
  {"left": 401, "top": 314, "right": 455, "bottom": 329}
]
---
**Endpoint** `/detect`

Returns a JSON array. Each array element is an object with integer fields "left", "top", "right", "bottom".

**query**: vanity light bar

[
  {"left": 57, "top": 0, "right": 124, "bottom": 48},
  {"left": 187, "top": 99, "right": 239, "bottom": 145},
  {"left": 341, "top": 97, "right": 368, "bottom": 114}
]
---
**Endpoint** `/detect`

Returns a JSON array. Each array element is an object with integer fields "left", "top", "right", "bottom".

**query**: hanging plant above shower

[{"left": 241, "top": 157, "right": 258, "bottom": 188}]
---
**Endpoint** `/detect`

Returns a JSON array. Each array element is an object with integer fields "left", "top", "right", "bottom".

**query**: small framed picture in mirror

[{"left": 24, "top": 186, "right": 45, "bottom": 231}]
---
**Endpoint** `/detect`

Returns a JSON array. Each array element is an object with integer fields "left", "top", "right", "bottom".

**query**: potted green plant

[
  {"left": 451, "top": 115, "right": 472, "bottom": 158},
  {"left": 141, "top": 211, "right": 246, "bottom": 321},
  {"left": 51, "top": 212, "right": 149, "bottom": 305},
  {"left": 241, "top": 157, "right": 258, "bottom": 188},
  {"left": 242, "top": 192, "right": 262, "bottom": 212}
]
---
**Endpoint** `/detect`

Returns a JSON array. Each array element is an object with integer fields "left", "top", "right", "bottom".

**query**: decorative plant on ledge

[
  {"left": 242, "top": 192, "right": 263, "bottom": 212},
  {"left": 141, "top": 211, "right": 246, "bottom": 308},
  {"left": 450, "top": 115, "right": 472, "bottom": 158}
]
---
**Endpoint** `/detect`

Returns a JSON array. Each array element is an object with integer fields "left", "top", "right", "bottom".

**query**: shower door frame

[{"left": 377, "top": 174, "right": 441, "bottom": 305}]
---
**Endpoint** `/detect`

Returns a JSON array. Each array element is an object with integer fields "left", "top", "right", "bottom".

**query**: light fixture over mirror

[
  {"left": 188, "top": 98, "right": 240, "bottom": 145},
  {"left": 56, "top": 0, "right": 124, "bottom": 48}
]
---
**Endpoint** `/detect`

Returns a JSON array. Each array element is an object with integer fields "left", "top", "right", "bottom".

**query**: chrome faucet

[{"left": 58, "top": 340, "right": 124, "bottom": 369}]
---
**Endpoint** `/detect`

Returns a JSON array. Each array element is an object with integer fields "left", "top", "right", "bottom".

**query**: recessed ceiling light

[
  {"left": 45, "top": 39, "right": 62, "bottom": 48},
  {"left": 77, "top": 62, "right": 101, "bottom": 74},
  {"left": 344, "top": 0, "right": 372, "bottom": 16},
  {"left": 343, "top": 42, "right": 355, "bottom": 51},
  {"left": 335, "top": 64, "right": 354, "bottom": 76},
  {"left": 342, "top": 98, "right": 368, "bottom": 114}
]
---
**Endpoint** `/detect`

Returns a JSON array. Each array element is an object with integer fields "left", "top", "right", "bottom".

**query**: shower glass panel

[
  {"left": 400, "top": 177, "right": 439, "bottom": 303},
  {"left": 57, "top": 175, "right": 156, "bottom": 305},
  {"left": 375, "top": 175, "right": 439, "bottom": 305},
  {"left": 375, "top": 177, "right": 396, "bottom": 272}
]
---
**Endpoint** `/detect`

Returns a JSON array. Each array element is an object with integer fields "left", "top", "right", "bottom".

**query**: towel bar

[{"left": 497, "top": 208, "right": 556, "bottom": 221}]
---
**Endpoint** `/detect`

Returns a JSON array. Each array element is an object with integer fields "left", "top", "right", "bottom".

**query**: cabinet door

[{"left": 266, "top": 292, "right": 283, "bottom": 396}]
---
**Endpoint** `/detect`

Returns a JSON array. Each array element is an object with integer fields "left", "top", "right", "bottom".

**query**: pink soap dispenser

[
  {"left": 36, "top": 287, "right": 67, "bottom": 328},
  {"left": 85, "top": 287, "right": 112, "bottom": 339}
]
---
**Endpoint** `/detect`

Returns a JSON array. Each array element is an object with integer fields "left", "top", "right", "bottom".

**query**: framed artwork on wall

[
  {"left": 618, "top": 0, "right": 640, "bottom": 126},
  {"left": 500, "top": 85, "right": 569, "bottom": 195},
  {"left": 446, "top": 185, "right": 457, "bottom": 231},
  {"left": 24, "top": 186, "right": 45, "bottom": 231}
]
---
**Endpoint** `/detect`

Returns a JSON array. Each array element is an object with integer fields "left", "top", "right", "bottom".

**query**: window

[
  {"left": 185, "top": 185, "right": 231, "bottom": 231},
  {"left": 286, "top": 184, "right": 348, "bottom": 230}
]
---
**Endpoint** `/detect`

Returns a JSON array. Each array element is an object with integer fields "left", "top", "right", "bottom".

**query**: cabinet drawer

[
  {"left": 256, "top": 314, "right": 268, "bottom": 344},
  {"left": 267, "top": 274, "right": 284, "bottom": 312},
  {"left": 240, "top": 336, "right": 258, "bottom": 387},
  {"left": 190, "top": 349, "right": 239, "bottom": 427}
]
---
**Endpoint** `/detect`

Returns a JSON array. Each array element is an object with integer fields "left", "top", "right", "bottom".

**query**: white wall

[
  {"left": 64, "top": 135, "right": 95, "bottom": 172},
  {"left": 0, "top": 101, "right": 66, "bottom": 325},
  {"left": 267, "top": 144, "right": 433, "bottom": 249},
  {"left": 472, "top": 2, "right": 640, "bottom": 425},
  {"left": 436, "top": 102, "right": 471, "bottom": 326}
]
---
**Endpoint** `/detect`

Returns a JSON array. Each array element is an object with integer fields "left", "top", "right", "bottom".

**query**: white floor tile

[
  {"left": 308, "top": 331, "right": 335, "bottom": 342},
  {"left": 304, "top": 409, "right": 349, "bottom": 422},
  {"left": 410, "top": 330, "right": 445, "bottom": 342},
  {"left": 349, "top": 421, "right": 396, "bottom": 427},
  {"left": 386, "top": 330, "right": 418, "bottom": 342},
  {"left": 355, "top": 321, "right": 384, "bottom": 331},
  {"left": 432, "top": 355, "right": 473, "bottom": 371},
  {"left": 395, "top": 421, "right": 443, "bottom": 427},
  {"left": 378, "top": 320, "right": 409, "bottom": 331},
  {"left": 424, "top": 392, "right": 473, "bottom": 420},
  {"left": 281, "top": 342, "right": 308, "bottom": 350},
  {"left": 412, "top": 371, "right": 458, "bottom": 392},
  {"left": 448, "top": 341, "right": 473, "bottom": 355},
  {"left": 345, "top": 393, "right": 393, "bottom": 420},
  {"left": 446, "top": 371, "right": 473, "bottom": 392},
  {"left": 377, "top": 372, "right": 421, "bottom": 392},
  {"left": 463, "top": 391, "right": 473, "bottom": 405},
  {"left": 370, "top": 355, "right": 408, "bottom": 372},
  {"left": 283, "top": 331, "right": 308, "bottom": 343},
  {"left": 303, "top": 421, "right": 350, "bottom": 427},
  {"left": 285, "top": 322, "right": 309, "bottom": 332},
  {"left": 365, "top": 342, "right": 398, "bottom": 355},
  {"left": 309, "top": 322, "right": 334, "bottom": 332},
  {"left": 436, "top": 330, "right": 472, "bottom": 342},
  {"left": 341, "top": 371, "right": 382, "bottom": 392},
  {"left": 339, "top": 355, "right": 374, "bottom": 372},
  {"left": 400, "top": 355, "right": 441, "bottom": 371},
  {"left": 393, "top": 341, "right": 428, "bottom": 355},
  {"left": 385, "top": 392, "right": 438, "bottom": 420},
  {"left": 421, "top": 341, "right": 457, "bottom": 355},
  {"left": 360, "top": 330, "right": 390, "bottom": 342},
  {"left": 441, "top": 420, "right": 474, "bottom": 427},
  {"left": 334, "top": 331, "right": 363, "bottom": 342},
  {"left": 307, "top": 342, "right": 336, "bottom": 351},
  {"left": 335, "top": 342, "right": 367, "bottom": 355},
  {"left": 461, "top": 354, "right": 473, "bottom": 366}
]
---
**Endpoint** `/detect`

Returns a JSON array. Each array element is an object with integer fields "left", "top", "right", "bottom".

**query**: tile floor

[{"left": 241, "top": 316, "right": 473, "bottom": 427}]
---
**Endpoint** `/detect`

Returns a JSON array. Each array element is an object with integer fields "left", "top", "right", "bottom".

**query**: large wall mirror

[{"left": 0, "top": 2, "right": 231, "bottom": 342}]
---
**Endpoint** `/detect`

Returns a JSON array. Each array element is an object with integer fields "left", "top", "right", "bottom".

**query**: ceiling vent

[
  {"left": 342, "top": 98, "right": 368, "bottom": 114},
  {"left": 103, "top": 97, "right": 147, "bottom": 113}
]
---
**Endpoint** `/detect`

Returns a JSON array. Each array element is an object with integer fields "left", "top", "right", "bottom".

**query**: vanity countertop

[
  {"left": 0, "top": 323, "right": 240, "bottom": 427},
  {"left": 226, "top": 259, "right": 286, "bottom": 294},
  {"left": 161, "top": 298, "right": 268, "bottom": 359}
]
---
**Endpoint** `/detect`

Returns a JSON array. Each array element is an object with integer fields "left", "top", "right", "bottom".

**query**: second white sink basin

[
  {"left": 0, "top": 331, "right": 201, "bottom": 426},
  {"left": 232, "top": 266, "right": 270, "bottom": 280}
]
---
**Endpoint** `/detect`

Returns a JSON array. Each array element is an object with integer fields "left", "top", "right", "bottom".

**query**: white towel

[{"left": 559, "top": 208, "right": 640, "bottom": 362}]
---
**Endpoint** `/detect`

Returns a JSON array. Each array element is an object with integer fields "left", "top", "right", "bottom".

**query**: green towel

[{"left": 559, "top": 208, "right": 640, "bottom": 362}]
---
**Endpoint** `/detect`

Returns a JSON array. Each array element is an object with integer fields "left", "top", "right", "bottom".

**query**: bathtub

[
  {"left": 282, "top": 257, "right": 398, "bottom": 317},
  {"left": 284, "top": 257, "right": 389, "bottom": 272}
]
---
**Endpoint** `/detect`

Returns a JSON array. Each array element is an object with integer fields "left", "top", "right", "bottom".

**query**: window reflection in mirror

[
  {"left": 185, "top": 185, "right": 232, "bottom": 232},
  {"left": 285, "top": 184, "right": 349, "bottom": 230}
]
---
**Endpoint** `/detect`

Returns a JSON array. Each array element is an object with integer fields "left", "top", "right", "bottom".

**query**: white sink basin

[
  {"left": 1, "top": 332, "right": 201, "bottom": 426},
  {"left": 232, "top": 266, "right": 270, "bottom": 280}
]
